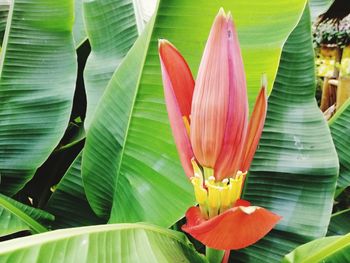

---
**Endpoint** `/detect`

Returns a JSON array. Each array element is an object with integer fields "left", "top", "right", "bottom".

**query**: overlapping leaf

[
  {"left": 0, "top": 0, "right": 77, "bottom": 195},
  {"left": 83, "top": 0, "right": 141, "bottom": 129},
  {"left": 82, "top": 0, "right": 307, "bottom": 226},
  {"left": 309, "top": 0, "right": 332, "bottom": 21},
  {"left": 327, "top": 209, "right": 350, "bottom": 236},
  {"left": 46, "top": 153, "right": 104, "bottom": 229},
  {"left": 0, "top": 193, "right": 53, "bottom": 237},
  {"left": 233, "top": 6, "right": 339, "bottom": 262},
  {"left": 0, "top": 223, "right": 206, "bottom": 263},
  {"left": 73, "top": 0, "right": 87, "bottom": 48},
  {"left": 0, "top": 0, "right": 9, "bottom": 44},
  {"left": 329, "top": 98, "right": 350, "bottom": 189},
  {"left": 283, "top": 234, "right": 350, "bottom": 263}
]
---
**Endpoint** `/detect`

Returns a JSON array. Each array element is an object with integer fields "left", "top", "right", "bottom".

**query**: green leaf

[
  {"left": 233, "top": 5, "right": 339, "bottom": 262},
  {"left": 0, "top": 0, "right": 9, "bottom": 44},
  {"left": 329, "top": 98, "right": 350, "bottom": 189},
  {"left": 0, "top": 223, "right": 207, "bottom": 263},
  {"left": 46, "top": 153, "right": 104, "bottom": 229},
  {"left": 309, "top": 0, "right": 332, "bottom": 21},
  {"left": 82, "top": 0, "right": 307, "bottom": 225},
  {"left": 0, "top": 193, "right": 53, "bottom": 237},
  {"left": 83, "top": 0, "right": 141, "bottom": 129},
  {"left": 328, "top": 209, "right": 350, "bottom": 236},
  {"left": 0, "top": 0, "right": 77, "bottom": 195},
  {"left": 56, "top": 118, "right": 86, "bottom": 151},
  {"left": 136, "top": 0, "right": 157, "bottom": 23},
  {"left": 73, "top": 0, "right": 87, "bottom": 48},
  {"left": 282, "top": 234, "right": 350, "bottom": 263}
]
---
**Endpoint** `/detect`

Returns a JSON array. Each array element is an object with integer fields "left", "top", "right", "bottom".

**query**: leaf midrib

[
  {"left": 300, "top": 234, "right": 350, "bottom": 263},
  {"left": 0, "top": 0, "right": 12, "bottom": 79},
  {"left": 0, "top": 194, "right": 47, "bottom": 234},
  {"left": 110, "top": 1, "right": 160, "bottom": 220},
  {"left": 0, "top": 223, "right": 189, "bottom": 252}
]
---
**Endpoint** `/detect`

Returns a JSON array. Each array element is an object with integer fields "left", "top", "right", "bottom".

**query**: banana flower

[{"left": 158, "top": 8, "right": 281, "bottom": 252}]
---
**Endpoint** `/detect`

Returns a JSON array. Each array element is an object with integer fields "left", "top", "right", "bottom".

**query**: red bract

[
  {"left": 182, "top": 202, "right": 282, "bottom": 250},
  {"left": 159, "top": 39, "right": 195, "bottom": 178},
  {"left": 159, "top": 8, "right": 281, "bottom": 251}
]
